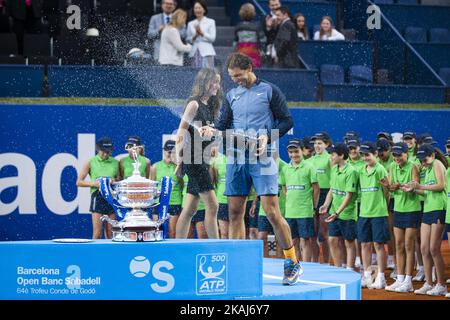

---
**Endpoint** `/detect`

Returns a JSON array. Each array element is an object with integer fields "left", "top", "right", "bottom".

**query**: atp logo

[
  {"left": 196, "top": 253, "right": 227, "bottom": 295},
  {"left": 129, "top": 256, "right": 175, "bottom": 293}
]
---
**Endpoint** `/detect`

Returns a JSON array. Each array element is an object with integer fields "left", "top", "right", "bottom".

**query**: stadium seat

[
  {"left": 320, "top": 64, "right": 345, "bottom": 84},
  {"left": 439, "top": 68, "right": 450, "bottom": 86},
  {"left": 342, "top": 29, "right": 357, "bottom": 41},
  {"left": 310, "top": 25, "right": 320, "bottom": 40},
  {"left": 23, "top": 34, "right": 51, "bottom": 56},
  {"left": 429, "top": 28, "right": 450, "bottom": 43},
  {"left": 396, "top": 0, "right": 418, "bottom": 4},
  {"left": 54, "top": 36, "right": 91, "bottom": 64},
  {"left": 128, "top": 0, "right": 154, "bottom": 16},
  {"left": 0, "top": 56, "right": 26, "bottom": 64},
  {"left": 373, "top": 0, "right": 394, "bottom": 4},
  {"left": 95, "top": 0, "right": 128, "bottom": 15},
  {"left": 348, "top": 65, "right": 373, "bottom": 84},
  {"left": 404, "top": 27, "right": 427, "bottom": 43},
  {"left": 0, "top": 33, "right": 18, "bottom": 55},
  {"left": 0, "top": 13, "right": 11, "bottom": 33}
]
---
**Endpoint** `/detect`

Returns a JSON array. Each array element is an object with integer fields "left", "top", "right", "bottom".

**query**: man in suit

[
  {"left": 148, "top": 0, "right": 186, "bottom": 63},
  {"left": 273, "top": 6, "right": 300, "bottom": 68},
  {"left": 6, "top": 0, "right": 43, "bottom": 54}
]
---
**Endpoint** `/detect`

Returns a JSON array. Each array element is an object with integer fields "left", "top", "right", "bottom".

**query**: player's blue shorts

[
  {"left": 421, "top": 210, "right": 446, "bottom": 225},
  {"left": 393, "top": 211, "right": 422, "bottom": 229},
  {"left": 258, "top": 215, "right": 273, "bottom": 233},
  {"left": 328, "top": 219, "right": 357, "bottom": 241},
  {"left": 225, "top": 157, "right": 278, "bottom": 196},
  {"left": 357, "top": 216, "right": 390, "bottom": 244},
  {"left": 288, "top": 218, "right": 315, "bottom": 239},
  {"left": 217, "top": 203, "right": 229, "bottom": 221},
  {"left": 192, "top": 209, "right": 205, "bottom": 223}
]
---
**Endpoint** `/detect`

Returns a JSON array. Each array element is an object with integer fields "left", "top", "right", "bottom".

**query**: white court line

[{"left": 263, "top": 274, "right": 347, "bottom": 300}]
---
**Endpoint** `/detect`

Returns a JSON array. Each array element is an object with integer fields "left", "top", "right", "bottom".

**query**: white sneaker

[
  {"left": 386, "top": 279, "right": 403, "bottom": 292},
  {"left": 370, "top": 276, "right": 387, "bottom": 289},
  {"left": 355, "top": 256, "right": 362, "bottom": 268},
  {"left": 414, "top": 283, "right": 434, "bottom": 295},
  {"left": 445, "top": 292, "right": 450, "bottom": 298},
  {"left": 390, "top": 269, "right": 397, "bottom": 280},
  {"left": 361, "top": 275, "right": 373, "bottom": 288},
  {"left": 395, "top": 280, "right": 414, "bottom": 293},
  {"left": 427, "top": 284, "right": 448, "bottom": 296},
  {"left": 413, "top": 269, "right": 425, "bottom": 282}
]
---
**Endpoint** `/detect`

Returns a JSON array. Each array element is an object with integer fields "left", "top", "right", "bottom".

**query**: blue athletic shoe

[{"left": 282, "top": 259, "right": 303, "bottom": 286}]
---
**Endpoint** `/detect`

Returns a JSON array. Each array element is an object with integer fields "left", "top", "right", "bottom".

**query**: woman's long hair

[
  {"left": 187, "top": 68, "right": 222, "bottom": 118},
  {"left": 319, "top": 16, "right": 334, "bottom": 39},
  {"left": 294, "top": 13, "right": 309, "bottom": 40},
  {"left": 434, "top": 147, "right": 449, "bottom": 169}
]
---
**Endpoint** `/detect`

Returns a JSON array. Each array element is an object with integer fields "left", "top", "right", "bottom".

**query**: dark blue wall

[
  {"left": 0, "top": 65, "right": 44, "bottom": 97},
  {"left": 1, "top": 104, "right": 449, "bottom": 240}
]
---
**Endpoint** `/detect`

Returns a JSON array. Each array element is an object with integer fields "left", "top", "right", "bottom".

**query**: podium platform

[
  {"left": 0, "top": 239, "right": 361, "bottom": 300},
  {"left": 0, "top": 239, "right": 262, "bottom": 300}
]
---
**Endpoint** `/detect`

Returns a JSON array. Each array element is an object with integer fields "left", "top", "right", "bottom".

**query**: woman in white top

[
  {"left": 294, "top": 13, "right": 309, "bottom": 41},
  {"left": 186, "top": 0, "right": 216, "bottom": 68},
  {"left": 159, "top": 9, "right": 192, "bottom": 66},
  {"left": 314, "top": 16, "right": 345, "bottom": 41}
]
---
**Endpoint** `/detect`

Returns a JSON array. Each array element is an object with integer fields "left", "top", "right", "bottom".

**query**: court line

[{"left": 263, "top": 274, "right": 347, "bottom": 300}]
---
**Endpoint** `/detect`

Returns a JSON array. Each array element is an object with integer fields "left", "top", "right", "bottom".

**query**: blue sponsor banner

[
  {"left": 0, "top": 104, "right": 449, "bottom": 241},
  {"left": 0, "top": 239, "right": 263, "bottom": 300}
]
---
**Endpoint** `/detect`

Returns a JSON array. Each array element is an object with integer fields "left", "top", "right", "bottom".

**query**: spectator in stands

[
  {"left": 273, "top": 6, "right": 300, "bottom": 68},
  {"left": 186, "top": 0, "right": 216, "bottom": 68},
  {"left": 314, "top": 16, "right": 345, "bottom": 41},
  {"left": 6, "top": 0, "right": 43, "bottom": 55},
  {"left": 159, "top": 9, "right": 192, "bottom": 66},
  {"left": 233, "top": 3, "right": 264, "bottom": 68},
  {"left": 148, "top": 0, "right": 186, "bottom": 63},
  {"left": 262, "top": 0, "right": 281, "bottom": 66},
  {"left": 294, "top": 13, "right": 309, "bottom": 41}
]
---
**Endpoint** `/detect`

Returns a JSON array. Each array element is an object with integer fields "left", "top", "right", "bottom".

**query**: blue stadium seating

[
  {"left": 348, "top": 65, "right": 373, "bottom": 84},
  {"left": 404, "top": 27, "right": 427, "bottom": 43},
  {"left": 396, "top": 0, "right": 418, "bottom": 4},
  {"left": 320, "top": 64, "right": 345, "bottom": 84},
  {"left": 373, "top": 0, "right": 394, "bottom": 4},
  {"left": 429, "top": 28, "right": 450, "bottom": 44},
  {"left": 439, "top": 68, "right": 450, "bottom": 86},
  {"left": 297, "top": 41, "right": 373, "bottom": 71},
  {"left": 412, "top": 43, "right": 450, "bottom": 71},
  {"left": 372, "top": 4, "right": 450, "bottom": 30}
]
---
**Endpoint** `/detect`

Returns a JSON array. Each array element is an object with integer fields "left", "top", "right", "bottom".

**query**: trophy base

[{"left": 111, "top": 226, "right": 163, "bottom": 242}]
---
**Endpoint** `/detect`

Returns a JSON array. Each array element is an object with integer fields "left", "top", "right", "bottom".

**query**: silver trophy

[{"left": 101, "top": 146, "right": 170, "bottom": 242}]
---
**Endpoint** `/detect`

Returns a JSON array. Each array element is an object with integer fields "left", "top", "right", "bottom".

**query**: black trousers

[{"left": 12, "top": 6, "right": 42, "bottom": 54}]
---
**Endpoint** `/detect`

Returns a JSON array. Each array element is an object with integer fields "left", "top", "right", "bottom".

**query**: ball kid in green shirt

[{"left": 280, "top": 139, "right": 319, "bottom": 262}]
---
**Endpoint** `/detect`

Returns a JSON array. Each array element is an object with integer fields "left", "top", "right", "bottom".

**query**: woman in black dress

[{"left": 175, "top": 68, "right": 222, "bottom": 239}]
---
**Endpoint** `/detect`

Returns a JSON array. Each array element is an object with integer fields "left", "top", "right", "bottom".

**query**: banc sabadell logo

[
  {"left": 196, "top": 253, "right": 228, "bottom": 295},
  {"left": 129, "top": 256, "right": 175, "bottom": 294}
]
